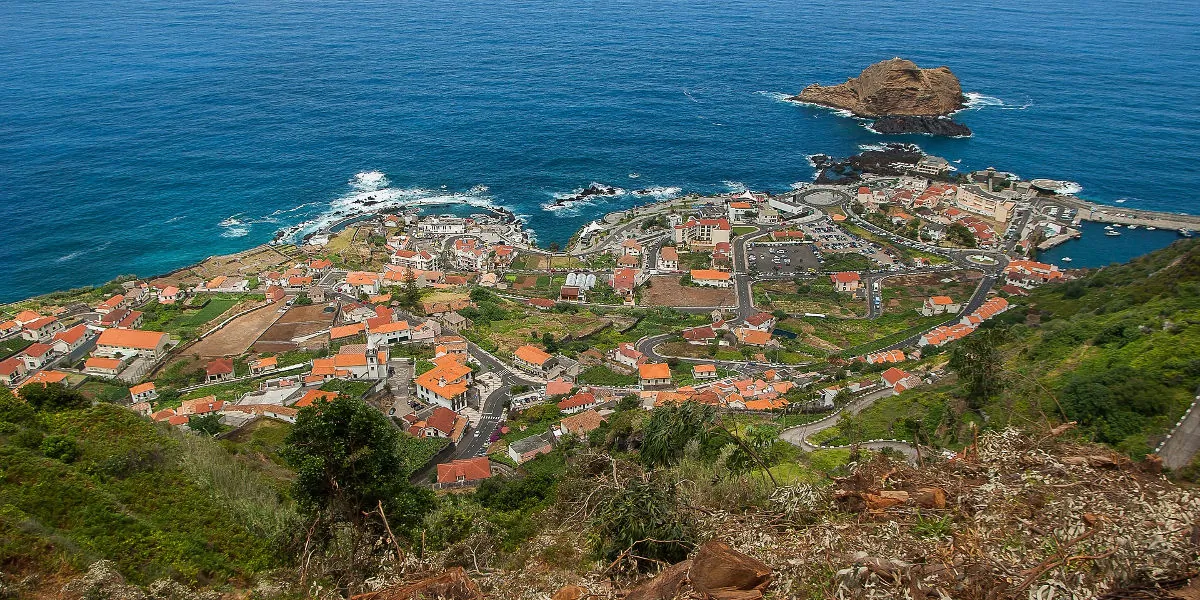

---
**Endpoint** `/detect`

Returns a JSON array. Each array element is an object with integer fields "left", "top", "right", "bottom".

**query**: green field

[{"left": 0, "top": 337, "right": 32, "bottom": 360}]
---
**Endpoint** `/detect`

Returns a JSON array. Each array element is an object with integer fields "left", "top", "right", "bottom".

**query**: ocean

[{"left": 1, "top": 0, "right": 1197, "bottom": 302}]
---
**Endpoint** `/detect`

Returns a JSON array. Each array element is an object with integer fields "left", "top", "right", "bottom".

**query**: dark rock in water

[
  {"left": 813, "top": 143, "right": 925, "bottom": 184},
  {"left": 554, "top": 183, "right": 621, "bottom": 206},
  {"left": 871, "top": 115, "right": 972, "bottom": 137}
]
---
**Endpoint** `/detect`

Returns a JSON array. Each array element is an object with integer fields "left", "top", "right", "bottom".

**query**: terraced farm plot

[
  {"left": 185, "top": 303, "right": 283, "bottom": 358},
  {"left": 477, "top": 308, "right": 614, "bottom": 356}
]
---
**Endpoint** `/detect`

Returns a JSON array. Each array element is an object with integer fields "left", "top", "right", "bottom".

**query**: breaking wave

[
  {"left": 960, "top": 92, "right": 1033, "bottom": 111},
  {"left": 755, "top": 90, "right": 797, "bottom": 104},
  {"left": 270, "top": 171, "right": 499, "bottom": 243},
  {"left": 1056, "top": 181, "right": 1083, "bottom": 195},
  {"left": 542, "top": 182, "right": 683, "bottom": 215},
  {"left": 351, "top": 170, "right": 389, "bottom": 191}
]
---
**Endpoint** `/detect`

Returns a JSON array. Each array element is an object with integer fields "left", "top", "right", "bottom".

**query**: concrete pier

[{"left": 1055, "top": 196, "right": 1200, "bottom": 232}]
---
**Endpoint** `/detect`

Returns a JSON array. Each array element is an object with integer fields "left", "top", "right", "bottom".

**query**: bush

[
  {"left": 590, "top": 478, "right": 695, "bottom": 570},
  {"left": 41, "top": 434, "right": 80, "bottom": 463}
]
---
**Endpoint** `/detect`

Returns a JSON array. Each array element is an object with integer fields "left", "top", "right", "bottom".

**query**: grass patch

[
  {"left": 319, "top": 379, "right": 374, "bottom": 400},
  {"left": 0, "top": 403, "right": 284, "bottom": 584},
  {"left": 0, "top": 337, "right": 32, "bottom": 360},
  {"left": 577, "top": 365, "right": 638, "bottom": 387}
]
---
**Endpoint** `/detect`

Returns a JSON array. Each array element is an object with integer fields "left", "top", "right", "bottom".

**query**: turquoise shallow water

[{"left": 1, "top": 0, "right": 1197, "bottom": 301}]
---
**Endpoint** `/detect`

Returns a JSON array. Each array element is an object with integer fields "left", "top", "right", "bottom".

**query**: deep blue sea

[{"left": 2, "top": 0, "right": 1198, "bottom": 301}]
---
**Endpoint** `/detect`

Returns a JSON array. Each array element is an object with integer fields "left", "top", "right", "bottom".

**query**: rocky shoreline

[
  {"left": 810, "top": 143, "right": 926, "bottom": 184},
  {"left": 870, "top": 115, "right": 971, "bottom": 137},
  {"left": 551, "top": 183, "right": 622, "bottom": 207}
]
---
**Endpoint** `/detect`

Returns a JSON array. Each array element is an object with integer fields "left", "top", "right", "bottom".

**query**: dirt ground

[
  {"left": 880, "top": 270, "right": 983, "bottom": 315},
  {"left": 186, "top": 303, "right": 284, "bottom": 358},
  {"left": 642, "top": 275, "right": 736, "bottom": 308},
  {"left": 253, "top": 303, "right": 337, "bottom": 353}
]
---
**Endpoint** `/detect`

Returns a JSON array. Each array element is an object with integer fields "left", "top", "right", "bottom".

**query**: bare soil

[
  {"left": 642, "top": 276, "right": 736, "bottom": 308},
  {"left": 186, "top": 303, "right": 284, "bottom": 358},
  {"left": 254, "top": 303, "right": 337, "bottom": 353}
]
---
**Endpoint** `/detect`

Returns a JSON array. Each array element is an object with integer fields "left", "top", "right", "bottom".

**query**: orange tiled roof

[
  {"left": 330, "top": 323, "right": 366, "bottom": 339},
  {"left": 96, "top": 329, "right": 167, "bottom": 350},
  {"left": 514, "top": 345, "right": 552, "bottom": 366},
  {"left": 690, "top": 269, "right": 731, "bottom": 281},
  {"left": 639, "top": 362, "right": 671, "bottom": 380},
  {"left": 85, "top": 357, "right": 123, "bottom": 370},
  {"left": 296, "top": 389, "right": 340, "bottom": 407}
]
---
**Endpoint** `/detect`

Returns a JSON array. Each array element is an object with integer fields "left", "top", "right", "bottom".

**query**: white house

[
  {"left": 690, "top": 269, "right": 732, "bottom": 288},
  {"left": 658, "top": 246, "right": 679, "bottom": 272}
]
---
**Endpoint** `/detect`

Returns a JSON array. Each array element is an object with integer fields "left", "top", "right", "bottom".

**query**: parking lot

[
  {"left": 798, "top": 218, "right": 896, "bottom": 266},
  {"left": 747, "top": 242, "right": 822, "bottom": 275}
]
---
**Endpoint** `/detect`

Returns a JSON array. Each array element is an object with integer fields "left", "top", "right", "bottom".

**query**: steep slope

[
  {"left": 0, "top": 395, "right": 292, "bottom": 588},
  {"left": 817, "top": 239, "right": 1200, "bottom": 459}
]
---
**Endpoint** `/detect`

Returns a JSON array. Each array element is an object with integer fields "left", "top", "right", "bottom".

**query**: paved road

[
  {"left": 1156, "top": 393, "right": 1200, "bottom": 470},
  {"left": 450, "top": 341, "right": 542, "bottom": 459}
]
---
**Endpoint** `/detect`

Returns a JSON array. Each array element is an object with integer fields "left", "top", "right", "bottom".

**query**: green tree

[
  {"left": 283, "top": 396, "right": 434, "bottom": 528},
  {"left": 947, "top": 223, "right": 977, "bottom": 248},
  {"left": 41, "top": 434, "right": 80, "bottom": 463},
  {"left": 948, "top": 328, "right": 1006, "bottom": 408},
  {"left": 20, "top": 383, "right": 88, "bottom": 412},
  {"left": 401, "top": 271, "right": 422, "bottom": 309},
  {"left": 640, "top": 403, "right": 718, "bottom": 467},
  {"left": 590, "top": 478, "right": 695, "bottom": 571},
  {"left": 188, "top": 413, "right": 224, "bottom": 436}
]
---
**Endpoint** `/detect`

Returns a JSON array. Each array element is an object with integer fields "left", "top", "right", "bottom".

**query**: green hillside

[
  {"left": 821, "top": 239, "right": 1200, "bottom": 459},
  {"left": 0, "top": 391, "right": 292, "bottom": 585}
]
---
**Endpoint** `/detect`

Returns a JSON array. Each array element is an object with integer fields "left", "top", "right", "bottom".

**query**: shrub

[
  {"left": 41, "top": 435, "right": 80, "bottom": 463},
  {"left": 590, "top": 478, "right": 695, "bottom": 571}
]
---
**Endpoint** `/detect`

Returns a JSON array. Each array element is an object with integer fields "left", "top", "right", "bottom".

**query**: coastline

[{"left": 2, "top": 170, "right": 1193, "bottom": 309}]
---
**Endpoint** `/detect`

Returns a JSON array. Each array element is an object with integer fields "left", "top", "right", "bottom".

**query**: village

[{"left": 0, "top": 153, "right": 1093, "bottom": 487}]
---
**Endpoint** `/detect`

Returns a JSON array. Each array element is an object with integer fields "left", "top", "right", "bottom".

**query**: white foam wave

[
  {"left": 787, "top": 98, "right": 867, "bottom": 120},
  {"left": 754, "top": 90, "right": 796, "bottom": 104},
  {"left": 790, "top": 181, "right": 809, "bottom": 191},
  {"left": 55, "top": 249, "right": 85, "bottom": 263},
  {"left": 805, "top": 154, "right": 821, "bottom": 168},
  {"left": 550, "top": 183, "right": 625, "bottom": 202},
  {"left": 1056, "top": 182, "right": 1083, "bottom": 195},
  {"left": 682, "top": 88, "right": 701, "bottom": 103},
  {"left": 273, "top": 171, "right": 501, "bottom": 243},
  {"left": 858, "top": 142, "right": 924, "bottom": 154},
  {"left": 541, "top": 182, "right": 685, "bottom": 215},
  {"left": 351, "top": 170, "right": 389, "bottom": 191},
  {"left": 960, "top": 92, "right": 1033, "bottom": 112},
  {"left": 164, "top": 215, "right": 186, "bottom": 224},
  {"left": 628, "top": 173, "right": 640, "bottom": 179},
  {"left": 722, "top": 181, "right": 747, "bottom": 193},
  {"left": 221, "top": 226, "right": 250, "bottom": 238},
  {"left": 632, "top": 186, "right": 682, "bottom": 200}
]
